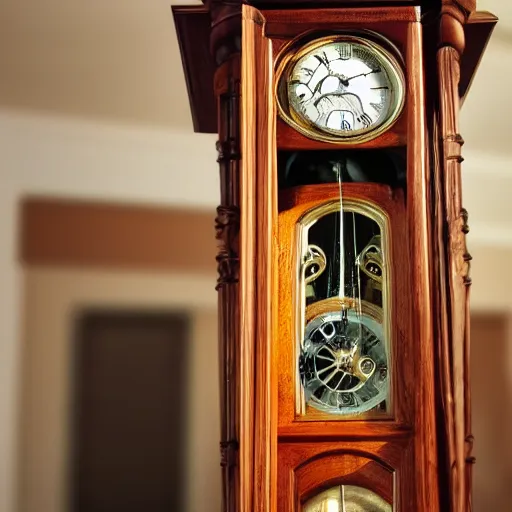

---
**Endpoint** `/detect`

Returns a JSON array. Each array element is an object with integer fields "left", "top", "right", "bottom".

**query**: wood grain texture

[
  {"left": 239, "top": 31, "right": 255, "bottom": 510},
  {"left": 240, "top": 6, "right": 278, "bottom": 512},
  {"left": 437, "top": 42, "right": 473, "bottom": 512},
  {"left": 270, "top": 13, "right": 438, "bottom": 512},
  {"left": 296, "top": 452, "right": 393, "bottom": 504},
  {"left": 267, "top": 7, "right": 411, "bottom": 152},
  {"left": 277, "top": 183, "right": 413, "bottom": 441},
  {"left": 430, "top": 88, "right": 454, "bottom": 512},
  {"left": 20, "top": 198, "right": 216, "bottom": 272},
  {"left": 264, "top": 8, "right": 412, "bottom": 45},
  {"left": 429, "top": 5, "right": 477, "bottom": 510},
  {"left": 406, "top": 20, "right": 440, "bottom": 512},
  {"left": 276, "top": 116, "right": 407, "bottom": 152},
  {"left": 277, "top": 439, "right": 413, "bottom": 511},
  {"left": 250, "top": 0, "right": 421, "bottom": 6},
  {"left": 264, "top": 6, "right": 419, "bottom": 35}
]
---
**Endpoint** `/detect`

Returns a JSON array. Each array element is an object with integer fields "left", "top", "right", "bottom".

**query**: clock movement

[{"left": 173, "top": 1, "right": 497, "bottom": 511}]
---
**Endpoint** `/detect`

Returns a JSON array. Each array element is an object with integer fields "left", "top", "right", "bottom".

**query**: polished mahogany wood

[
  {"left": 240, "top": 7, "right": 278, "bottom": 512},
  {"left": 272, "top": 11, "right": 438, "bottom": 510},
  {"left": 461, "top": 11, "right": 498, "bottom": 103},
  {"left": 267, "top": 7, "right": 412, "bottom": 151},
  {"left": 432, "top": 6, "right": 475, "bottom": 511},
  {"left": 263, "top": 6, "right": 419, "bottom": 37},
  {"left": 406, "top": 19, "right": 441, "bottom": 512},
  {"left": 276, "top": 116, "right": 407, "bottom": 151},
  {"left": 251, "top": 0, "right": 424, "bottom": 5},
  {"left": 172, "top": 5, "right": 217, "bottom": 133},
  {"left": 278, "top": 439, "right": 414, "bottom": 511}
]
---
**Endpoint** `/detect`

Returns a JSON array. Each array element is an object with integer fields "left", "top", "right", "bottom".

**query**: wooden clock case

[
  {"left": 173, "top": 1, "right": 497, "bottom": 511},
  {"left": 259, "top": 8, "right": 423, "bottom": 511}
]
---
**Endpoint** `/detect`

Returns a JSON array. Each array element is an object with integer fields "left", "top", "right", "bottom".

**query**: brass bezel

[{"left": 275, "top": 33, "right": 406, "bottom": 145}]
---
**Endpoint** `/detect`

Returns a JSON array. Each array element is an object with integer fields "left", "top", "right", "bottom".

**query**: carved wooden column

[
  {"left": 207, "top": 2, "right": 242, "bottom": 512},
  {"left": 434, "top": 2, "right": 475, "bottom": 511}
]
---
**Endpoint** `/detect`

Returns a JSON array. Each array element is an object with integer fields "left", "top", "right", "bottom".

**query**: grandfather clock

[{"left": 173, "top": 1, "right": 497, "bottom": 511}]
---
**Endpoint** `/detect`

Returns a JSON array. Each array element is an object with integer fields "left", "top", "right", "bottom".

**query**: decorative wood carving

[
  {"left": 209, "top": 3, "right": 242, "bottom": 510},
  {"left": 435, "top": 4, "right": 474, "bottom": 511},
  {"left": 215, "top": 204, "right": 240, "bottom": 288}
]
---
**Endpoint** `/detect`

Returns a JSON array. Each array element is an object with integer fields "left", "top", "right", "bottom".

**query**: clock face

[{"left": 278, "top": 36, "right": 405, "bottom": 142}]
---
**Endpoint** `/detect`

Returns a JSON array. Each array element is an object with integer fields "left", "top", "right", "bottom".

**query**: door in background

[{"left": 71, "top": 312, "right": 189, "bottom": 512}]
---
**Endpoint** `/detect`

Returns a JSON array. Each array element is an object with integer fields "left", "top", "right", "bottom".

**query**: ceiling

[
  {"left": 0, "top": 0, "right": 201, "bottom": 131},
  {"left": 0, "top": 0, "right": 507, "bottom": 137}
]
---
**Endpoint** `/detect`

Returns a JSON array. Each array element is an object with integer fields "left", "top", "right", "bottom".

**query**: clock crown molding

[{"left": 173, "top": 1, "right": 496, "bottom": 134}]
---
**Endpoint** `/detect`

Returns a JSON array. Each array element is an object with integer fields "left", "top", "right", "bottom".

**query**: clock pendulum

[
  {"left": 295, "top": 161, "right": 390, "bottom": 418},
  {"left": 173, "top": 1, "right": 498, "bottom": 511}
]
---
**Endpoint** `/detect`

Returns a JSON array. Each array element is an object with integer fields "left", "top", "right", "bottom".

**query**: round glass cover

[
  {"left": 300, "top": 308, "right": 388, "bottom": 415},
  {"left": 303, "top": 485, "right": 391, "bottom": 512},
  {"left": 298, "top": 201, "right": 391, "bottom": 417},
  {"left": 283, "top": 36, "right": 404, "bottom": 142}
]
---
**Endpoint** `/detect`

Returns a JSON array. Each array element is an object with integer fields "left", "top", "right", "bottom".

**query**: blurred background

[{"left": 0, "top": 0, "right": 509, "bottom": 511}]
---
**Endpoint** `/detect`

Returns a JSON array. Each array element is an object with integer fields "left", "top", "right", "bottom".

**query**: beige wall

[
  {"left": 0, "top": 107, "right": 218, "bottom": 512},
  {"left": 17, "top": 267, "right": 220, "bottom": 512},
  {"left": 0, "top": 1, "right": 510, "bottom": 510},
  {"left": 471, "top": 313, "right": 512, "bottom": 512}
]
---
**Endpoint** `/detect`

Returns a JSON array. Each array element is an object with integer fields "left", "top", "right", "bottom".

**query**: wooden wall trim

[{"left": 20, "top": 198, "right": 216, "bottom": 273}]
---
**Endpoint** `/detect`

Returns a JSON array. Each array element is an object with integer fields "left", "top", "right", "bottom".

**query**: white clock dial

[{"left": 285, "top": 37, "right": 404, "bottom": 140}]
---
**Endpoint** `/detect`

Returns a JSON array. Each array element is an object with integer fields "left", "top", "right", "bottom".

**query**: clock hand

[{"left": 340, "top": 69, "right": 381, "bottom": 86}]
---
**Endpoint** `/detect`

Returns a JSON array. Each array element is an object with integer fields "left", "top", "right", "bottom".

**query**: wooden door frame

[{"left": 20, "top": 197, "right": 216, "bottom": 272}]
